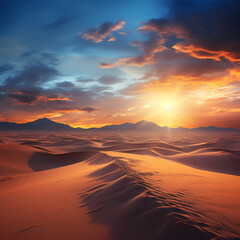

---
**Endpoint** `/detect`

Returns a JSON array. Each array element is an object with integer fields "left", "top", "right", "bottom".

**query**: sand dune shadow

[
  {"left": 80, "top": 159, "right": 219, "bottom": 240},
  {"left": 28, "top": 151, "right": 98, "bottom": 171}
]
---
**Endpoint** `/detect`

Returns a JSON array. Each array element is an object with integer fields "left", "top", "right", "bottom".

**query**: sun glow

[
  {"left": 138, "top": 90, "right": 189, "bottom": 128},
  {"left": 164, "top": 105, "right": 171, "bottom": 110}
]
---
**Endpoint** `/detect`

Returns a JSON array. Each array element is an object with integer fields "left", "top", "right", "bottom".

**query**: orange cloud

[
  {"left": 138, "top": 23, "right": 187, "bottom": 38},
  {"left": 117, "top": 32, "right": 127, "bottom": 35},
  {"left": 81, "top": 20, "right": 125, "bottom": 43},
  {"left": 99, "top": 50, "right": 162, "bottom": 68},
  {"left": 37, "top": 96, "right": 71, "bottom": 102},
  {"left": 108, "top": 36, "right": 116, "bottom": 42},
  {"left": 173, "top": 43, "right": 240, "bottom": 62}
]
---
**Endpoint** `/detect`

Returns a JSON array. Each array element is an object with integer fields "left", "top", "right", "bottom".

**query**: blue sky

[
  {"left": 1, "top": 0, "right": 164, "bottom": 67},
  {"left": 0, "top": 0, "right": 167, "bottom": 91}
]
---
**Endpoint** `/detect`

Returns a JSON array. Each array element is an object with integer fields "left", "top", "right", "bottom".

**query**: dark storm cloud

[
  {"left": 151, "top": 50, "right": 233, "bottom": 79},
  {"left": 8, "top": 92, "right": 38, "bottom": 104},
  {"left": 143, "top": 0, "right": 240, "bottom": 60},
  {"left": 0, "top": 85, "right": 42, "bottom": 104}
]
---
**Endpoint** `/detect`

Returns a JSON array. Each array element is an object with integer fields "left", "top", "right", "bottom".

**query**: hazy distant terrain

[{"left": 0, "top": 118, "right": 238, "bottom": 132}]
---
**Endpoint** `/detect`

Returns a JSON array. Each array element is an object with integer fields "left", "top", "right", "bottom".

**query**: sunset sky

[{"left": 0, "top": 0, "right": 240, "bottom": 129}]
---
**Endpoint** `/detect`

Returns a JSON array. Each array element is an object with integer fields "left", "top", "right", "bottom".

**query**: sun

[{"left": 164, "top": 105, "right": 171, "bottom": 110}]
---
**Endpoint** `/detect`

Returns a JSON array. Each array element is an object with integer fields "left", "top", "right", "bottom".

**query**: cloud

[
  {"left": 139, "top": 0, "right": 240, "bottom": 62},
  {"left": 0, "top": 63, "right": 14, "bottom": 73},
  {"left": 99, "top": 55, "right": 153, "bottom": 68},
  {"left": 0, "top": 62, "right": 100, "bottom": 117},
  {"left": 81, "top": 20, "right": 125, "bottom": 43},
  {"left": 79, "top": 107, "right": 97, "bottom": 112},
  {"left": 55, "top": 107, "right": 97, "bottom": 113},
  {"left": 98, "top": 75, "right": 123, "bottom": 85},
  {"left": 76, "top": 77, "right": 95, "bottom": 83},
  {"left": 20, "top": 51, "right": 59, "bottom": 66},
  {"left": 4, "top": 62, "right": 61, "bottom": 87},
  {"left": 8, "top": 92, "right": 38, "bottom": 104},
  {"left": 98, "top": 29, "right": 168, "bottom": 68},
  {"left": 0, "top": 62, "right": 62, "bottom": 104},
  {"left": 56, "top": 81, "right": 75, "bottom": 88},
  {"left": 40, "top": 53, "right": 59, "bottom": 66},
  {"left": 99, "top": 0, "right": 240, "bottom": 70},
  {"left": 0, "top": 85, "right": 100, "bottom": 122},
  {"left": 108, "top": 36, "right": 116, "bottom": 42},
  {"left": 149, "top": 50, "right": 233, "bottom": 81},
  {"left": 98, "top": 62, "right": 116, "bottom": 68},
  {"left": 20, "top": 50, "right": 37, "bottom": 58},
  {"left": 117, "top": 32, "right": 127, "bottom": 35}
]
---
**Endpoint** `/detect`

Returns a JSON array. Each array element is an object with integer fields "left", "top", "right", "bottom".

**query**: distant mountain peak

[
  {"left": 135, "top": 120, "right": 161, "bottom": 129},
  {"left": 31, "top": 118, "right": 53, "bottom": 122},
  {"left": 137, "top": 120, "right": 151, "bottom": 124}
]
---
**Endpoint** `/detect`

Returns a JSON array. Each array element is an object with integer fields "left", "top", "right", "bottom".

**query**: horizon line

[{"left": 0, "top": 117, "right": 239, "bottom": 130}]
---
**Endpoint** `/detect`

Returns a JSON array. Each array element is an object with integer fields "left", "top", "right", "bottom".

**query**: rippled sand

[{"left": 0, "top": 132, "right": 239, "bottom": 240}]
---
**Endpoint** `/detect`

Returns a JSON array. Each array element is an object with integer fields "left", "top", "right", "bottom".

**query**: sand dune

[
  {"left": 168, "top": 149, "right": 240, "bottom": 175},
  {"left": 102, "top": 141, "right": 181, "bottom": 152},
  {"left": 0, "top": 133, "right": 240, "bottom": 240},
  {"left": 179, "top": 137, "right": 240, "bottom": 152},
  {"left": 102, "top": 140, "right": 126, "bottom": 147},
  {"left": 115, "top": 148, "right": 160, "bottom": 156},
  {"left": 28, "top": 151, "right": 98, "bottom": 171},
  {"left": 151, "top": 147, "right": 182, "bottom": 156},
  {"left": 213, "top": 137, "right": 240, "bottom": 149},
  {"left": 81, "top": 160, "right": 214, "bottom": 240},
  {"left": 0, "top": 153, "right": 110, "bottom": 240},
  {"left": 0, "top": 143, "right": 37, "bottom": 177}
]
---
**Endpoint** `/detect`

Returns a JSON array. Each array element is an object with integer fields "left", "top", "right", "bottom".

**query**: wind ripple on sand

[{"left": 80, "top": 156, "right": 239, "bottom": 240}]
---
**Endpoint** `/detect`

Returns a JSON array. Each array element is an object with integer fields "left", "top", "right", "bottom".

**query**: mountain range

[{"left": 0, "top": 118, "right": 238, "bottom": 132}]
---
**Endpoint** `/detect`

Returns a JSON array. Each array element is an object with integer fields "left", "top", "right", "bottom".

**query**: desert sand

[{"left": 0, "top": 132, "right": 240, "bottom": 240}]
